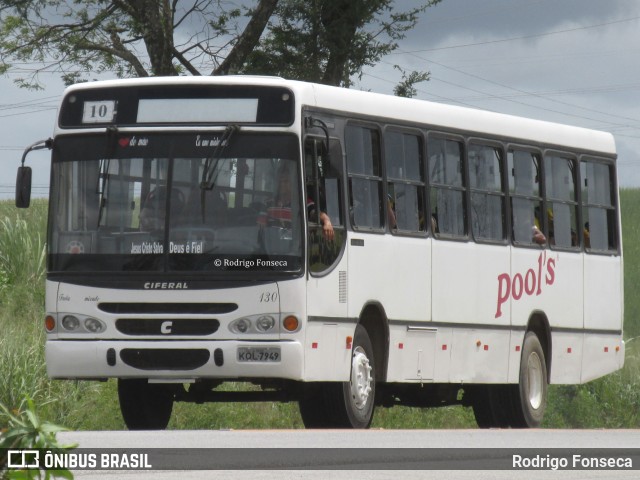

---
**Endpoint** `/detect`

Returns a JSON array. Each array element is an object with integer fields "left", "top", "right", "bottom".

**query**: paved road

[{"left": 49, "top": 429, "right": 640, "bottom": 480}]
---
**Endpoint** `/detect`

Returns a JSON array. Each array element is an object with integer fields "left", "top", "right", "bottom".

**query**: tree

[
  {"left": 243, "top": 0, "right": 441, "bottom": 87},
  {"left": 0, "top": 0, "right": 440, "bottom": 92},
  {"left": 393, "top": 65, "right": 430, "bottom": 98},
  {"left": 0, "top": 0, "right": 278, "bottom": 88}
]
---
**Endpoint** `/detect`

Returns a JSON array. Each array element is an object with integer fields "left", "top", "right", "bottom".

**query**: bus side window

[
  {"left": 508, "top": 149, "right": 544, "bottom": 246},
  {"left": 345, "top": 125, "right": 384, "bottom": 230},
  {"left": 469, "top": 143, "right": 505, "bottom": 242},
  {"left": 545, "top": 155, "right": 579, "bottom": 249},
  {"left": 580, "top": 160, "right": 617, "bottom": 252},
  {"left": 427, "top": 136, "right": 466, "bottom": 237},
  {"left": 306, "top": 137, "right": 345, "bottom": 273},
  {"left": 384, "top": 130, "right": 425, "bottom": 233}
]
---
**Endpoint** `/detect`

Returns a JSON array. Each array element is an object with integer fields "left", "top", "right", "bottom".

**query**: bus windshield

[{"left": 48, "top": 132, "right": 303, "bottom": 274}]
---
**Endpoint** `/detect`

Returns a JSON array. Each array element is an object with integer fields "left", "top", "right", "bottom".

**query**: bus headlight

[
  {"left": 229, "top": 314, "right": 280, "bottom": 334},
  {"left": 256, "top": 315, "right": 276, "bottom": 332},
  {"left": 84, "top": 317, "right": 105, "bottom": 333},
  {"left": 59, "top": 314, "right": 106, "bottom": 334},
  {"left": 230, "top": 318, "right": 251, "bottom": 334},
  {"left": 62, "top": 315, "right": 80, "bottom": 331}
]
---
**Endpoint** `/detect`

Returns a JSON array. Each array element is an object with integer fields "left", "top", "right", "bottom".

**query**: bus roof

[{"left": 63, "top": 76, "right": 616, "bottom": 156}]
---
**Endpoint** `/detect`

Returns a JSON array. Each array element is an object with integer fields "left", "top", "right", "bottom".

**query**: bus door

[{"left": 304, "top": 136, "right": 349, "bottom": 381}]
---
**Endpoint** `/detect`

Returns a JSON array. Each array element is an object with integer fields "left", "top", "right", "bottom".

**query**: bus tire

[
  {"left": 298, "top": 325, "right": 376, "bottom": 428},
  {"left": 298, "top": 383, "right": 334, "bottom": 428},
  {"left": 331, "top": 324, "right": 376, "bottom": 428},
  {"left": 471, "top": 385, "right": 513, "bottom": 428},
  {"left": 511, "top": 331, "right": 548, "bottom": 428},
  {"left": 118, "top": 379, "right": 174, "bottom": 430}
]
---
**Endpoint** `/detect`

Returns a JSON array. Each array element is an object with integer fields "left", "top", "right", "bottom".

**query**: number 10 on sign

[{"left": 82, "top": 100, "right": 117, "bottom": 123}]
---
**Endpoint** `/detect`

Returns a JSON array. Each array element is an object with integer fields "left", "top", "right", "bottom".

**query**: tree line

[{"left": 0, "top": 0, "right": 441, "bottom": 95}]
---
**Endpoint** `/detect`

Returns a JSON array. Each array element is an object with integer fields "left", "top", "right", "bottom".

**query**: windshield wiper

[
  {"left": 200, "top": 124, "right": 239, "bottom": 191},
  {"left": 199, "top": 124, "right": 239, "bottom": 222},
  {"left": 96, "top": 158, "right": 111, "bottom": 228}
]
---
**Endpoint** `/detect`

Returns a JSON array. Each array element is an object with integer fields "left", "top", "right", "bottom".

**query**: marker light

[
  {"left": 283, "top": 315, "right": 299, "bottom": 332},
  {"left": 45, "top": 316, "right": 56, "bottom": 332}
]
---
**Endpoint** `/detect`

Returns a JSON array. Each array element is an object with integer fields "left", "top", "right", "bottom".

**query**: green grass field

[{"left": 1, "top": 191, "right": 640, "bottom": 430}]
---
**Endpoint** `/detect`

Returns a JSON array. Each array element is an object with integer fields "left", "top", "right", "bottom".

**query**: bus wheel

[
  {"left": 298, "top": 383, "right": 333, "bottom": 428},
  {"left": 118, "top": 379, "right": 174, "bottom": 430},
  {"left": 298, "top": 325, "right": 376, "bottom": 429},
  {"left": 511, "top": 331, "right": 548, "bottom": 428},
  {"left": 471, "top": 385, "right": 513, "bottom": 428},
  {"left": 334, "top": 324, "right": 376, "bottom": 428}
]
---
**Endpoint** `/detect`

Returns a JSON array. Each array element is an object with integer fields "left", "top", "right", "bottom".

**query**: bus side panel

[
  {"left": 449, "top": 329, "right": 510, "bottom": 383},
  {"left": 581, "top": 255, "right": 623, "bottom": 383},
  {"left": 432, "top": 241, "right": 510, "bottom": 383},
  {"left": 507, "top": 329, "right": 526, "bottom": 383},
  {"left": 512, "top": 250, "right": 584, "bottom": 384},
  {"left": 305, "top": 254, "right": 351, "bottom": 381},
  {"left": 432, "top": 241, "right": 510, "bottom": 327},
  {"left": 510, "top": 251, "right": 583, "bottom": 330},
  {"left": 584, "top": 255, "right": 622, "bottom": 331},
  {"left": 347, "top": 233, "right": 430, "bottom": 322},
  {"left": 387, "top": 326, "right": 437, "bottom": 381},
  {"left": 580, "top": 333, "right": 625, "bottom": 383},
  {"left": 348, "top": 233, "right": 431, "bottom": 383},
  {"left": 549, "top": 331, "right": 584, "bottom": 384}
]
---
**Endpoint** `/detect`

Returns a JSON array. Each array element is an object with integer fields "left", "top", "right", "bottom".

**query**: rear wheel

[
  {"left": 118, "top": 379, "right": 174, "bottom": 430},
  {"left": 299, "top": 324, "right": 376, "bottom": 428},
  {"left": 510, "top": 331, "right": 548, "bottom": 427},
  {"left": 471, "top": 331, "right": 548, "bottom": 429}
]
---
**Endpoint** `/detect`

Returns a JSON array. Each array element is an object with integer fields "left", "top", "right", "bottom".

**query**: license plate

[{"left": 237, "top": 347, "right": 281, "bottom": 362}]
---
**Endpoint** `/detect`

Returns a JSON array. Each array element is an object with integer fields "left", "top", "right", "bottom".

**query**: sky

[{"left": 1, "top": 0, "right": 640, "bottom": 199}]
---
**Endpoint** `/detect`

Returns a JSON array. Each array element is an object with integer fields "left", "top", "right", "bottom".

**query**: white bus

[{"left": 16, "top": 76, "right": 624, "bottom": 429}]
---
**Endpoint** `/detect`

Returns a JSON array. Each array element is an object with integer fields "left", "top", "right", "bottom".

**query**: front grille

[
  {"left": 120, "top": 349, "right": 210, "bottom": 370},
  {"left": 115, "top": 318, "right": 220, "bottom": 336},
  {"left": 98, "top": 302, "right": 237, "bottom": 314}
]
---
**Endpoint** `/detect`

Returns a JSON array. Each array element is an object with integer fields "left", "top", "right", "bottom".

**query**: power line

[
  {"left": 392, "top": 15, "right": 640, "bottom": 54},
  {"left": 378, "top": 49, "right": 640, "bottom": 134},
  {"left": 418, "top": 56, "right": 640, "bottom": 128}
]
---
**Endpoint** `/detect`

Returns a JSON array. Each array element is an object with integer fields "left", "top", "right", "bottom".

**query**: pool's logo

[{"left": 495, "top": 252, "right": 556, "bottom": 318}]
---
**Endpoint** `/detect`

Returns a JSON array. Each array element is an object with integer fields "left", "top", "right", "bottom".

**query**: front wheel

[
  {"left": 299, "top": 324, "right": 376, "bottom": 428},
  {"left": 118, "top": 379, "right": 174, "bottom": 430}
]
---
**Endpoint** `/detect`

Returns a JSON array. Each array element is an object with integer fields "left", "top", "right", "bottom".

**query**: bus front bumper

[{"left": 45, "top": 339, "right": 304, "bottom": 381}]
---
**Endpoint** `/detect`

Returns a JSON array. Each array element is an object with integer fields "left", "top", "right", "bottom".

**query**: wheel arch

[
  {"left": 357, "top": 301, "right": 390, "bottom": 382},
  {"left": 526, "top": 310, "right": 552, "bottom": 381}
]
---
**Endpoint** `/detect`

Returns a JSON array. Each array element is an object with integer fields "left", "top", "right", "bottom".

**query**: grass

[{"left": 2, "top": 190, "right": 640, "bottom": 430}]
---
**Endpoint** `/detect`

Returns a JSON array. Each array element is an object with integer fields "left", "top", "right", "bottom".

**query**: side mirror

[{"left": 16, "top": 166, "right": 32, "bottom": 208}]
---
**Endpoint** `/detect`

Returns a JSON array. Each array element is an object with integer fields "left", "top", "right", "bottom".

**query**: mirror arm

[{"left": 20, "top": 138, "right": 53, "bottom": 167}]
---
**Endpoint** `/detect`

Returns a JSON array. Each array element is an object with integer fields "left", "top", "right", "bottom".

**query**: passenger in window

[
  {"left": 259, "top": 165, "right": 334, "bottom": 240},
  {"left": 546, "top": 208, "right": 559, "bottom": 246},
  {"left": 584, "top": 222, "right": 591, "bottom": 248},
  {"left": 430, "top": 214, "right": 438, "bottom": 234},
  {"left": 309, "top": 196, "right": 335, "bottom": 241},
  {"left": 139, "top": 187, "right": 185, "bottom": 231},
  {"left": 387, "top": 194, "right": 397, "bottom": 230},
  {"left": 183, "top": 187, "right": 227, "bottom": 227},
  {"left": 533, "top": 207, "right": 546, "bottom": 245}
]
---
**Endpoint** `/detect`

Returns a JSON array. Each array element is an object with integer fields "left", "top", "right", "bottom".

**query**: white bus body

[{"left": 18, "top": 76, "right": 623, "bottom": 429}]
